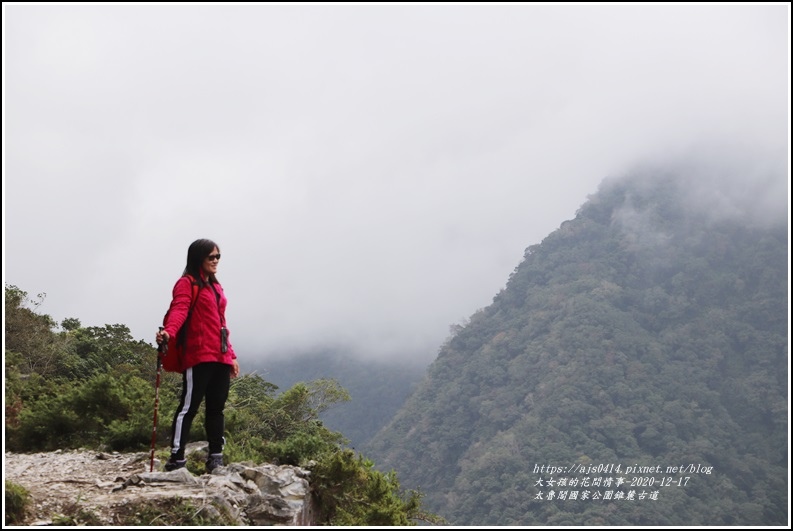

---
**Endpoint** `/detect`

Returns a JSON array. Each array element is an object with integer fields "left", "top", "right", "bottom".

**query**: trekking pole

[{"left": 149, "top": 327, "right": 168, "bottom": 472}]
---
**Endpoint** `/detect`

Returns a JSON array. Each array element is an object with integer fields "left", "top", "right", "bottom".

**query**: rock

[{"left": 4, "top": 447, "right": 316, "bottom": 526}]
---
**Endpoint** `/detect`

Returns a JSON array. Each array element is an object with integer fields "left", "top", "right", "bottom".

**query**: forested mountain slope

[
  {"left": 366, "top": 164, "right": 789, "bottom": 526},
  {"left": 247, "top": 351, "right": 427, "bottom": 450}
]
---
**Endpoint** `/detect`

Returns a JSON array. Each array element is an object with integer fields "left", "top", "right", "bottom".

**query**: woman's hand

[
  {"left": 156, "top": 330, "right": 170, "bottom": 345},
  {"left": 231, "top": 359, "right": 240, "bottom": 378}
]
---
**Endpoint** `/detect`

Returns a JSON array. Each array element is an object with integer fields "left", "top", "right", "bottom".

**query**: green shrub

[
  {"left": 10, "top": 373, "right": 160, "bottom": 451},
  {"left": 113, "top": 498, "right": 236, "bottom": 526},
  {"left": 5, "top": 480, "right": 30, "bottom": 525},
  {"left": 311, "top": 449, "right": 436, "bottom": 526},
  {"left": 51, "top": 504, "right": 103, "bottom": 526}
]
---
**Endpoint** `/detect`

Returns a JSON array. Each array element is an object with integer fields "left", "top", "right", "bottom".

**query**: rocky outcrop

[
  {"left": 4, "top": 446, "right": 316, "bottom": 526},
  {"left": 114, "top": 462, "right": 314, "bottom": 525}
]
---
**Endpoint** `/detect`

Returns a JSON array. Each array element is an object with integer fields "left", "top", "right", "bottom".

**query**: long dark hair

[{"left": 184, "top": 238, "right": 220, "bottom": 285}]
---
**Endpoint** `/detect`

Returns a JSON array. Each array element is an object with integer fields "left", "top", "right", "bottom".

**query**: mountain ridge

[{"left": 365, "top": 165, "right": 789, "bottom": 526}]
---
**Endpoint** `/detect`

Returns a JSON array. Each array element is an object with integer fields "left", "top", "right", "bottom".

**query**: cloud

[{"left": 4, "top": 4, "right": 789, "bottom": 363}]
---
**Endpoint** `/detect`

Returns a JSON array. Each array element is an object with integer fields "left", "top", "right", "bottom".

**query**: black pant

[{"left": 170, "top": 362, "right": 231, "bottom": 459}]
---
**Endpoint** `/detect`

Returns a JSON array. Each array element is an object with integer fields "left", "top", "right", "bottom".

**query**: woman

[{"left": 156, "top": 238, "right": 240, "bottom": 473}]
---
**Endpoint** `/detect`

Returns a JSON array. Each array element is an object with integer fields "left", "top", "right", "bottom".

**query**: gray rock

[{"left": 6, "top": 449, "right": 316, "bottom": 526}]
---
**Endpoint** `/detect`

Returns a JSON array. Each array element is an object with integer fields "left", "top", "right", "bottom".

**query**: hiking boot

[
  {"left": 206, "top": 453, "right": 224, "bottom": 473},
  {"left": 164, "top": 457, "right": 186, "bottom": 471}
]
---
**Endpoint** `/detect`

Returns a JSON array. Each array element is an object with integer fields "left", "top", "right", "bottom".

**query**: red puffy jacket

[{"left": 163, "top": 273, "right": 236, "bottom": 370}]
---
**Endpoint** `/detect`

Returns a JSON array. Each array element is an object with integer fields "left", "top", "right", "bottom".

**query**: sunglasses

[{"left": 206, "top": 253, "right": 221, "bottom": 261}]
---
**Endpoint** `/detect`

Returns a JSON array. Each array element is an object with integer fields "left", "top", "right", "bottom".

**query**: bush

[
  {"left": 5, "top": 480, "right": 30, "bottom": 525},
  {"left": 9, "top": 373, "right": 159, "bottom": 452},
  {"left": 312, "top": 449, "right": 429, "bottom": 526},
  {"left": 113, "top": 498, "right": 237, "bottom": 526}
]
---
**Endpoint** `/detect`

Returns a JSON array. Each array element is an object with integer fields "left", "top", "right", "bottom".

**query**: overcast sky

[{"left": 3, "top": 4, "right": 790, "bottom": 365}]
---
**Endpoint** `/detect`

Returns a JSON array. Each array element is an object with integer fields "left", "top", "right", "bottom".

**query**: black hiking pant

[{"left": 170, "top": 362, "right": 231, "bottom": 459}]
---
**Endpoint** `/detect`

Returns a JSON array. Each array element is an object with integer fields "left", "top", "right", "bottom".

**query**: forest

[
  {"left": 366, "top": 167, "right": 789, "bottom": 526},
  {"left": 247, "top": 350, "right": 427, "bottom": 451}
]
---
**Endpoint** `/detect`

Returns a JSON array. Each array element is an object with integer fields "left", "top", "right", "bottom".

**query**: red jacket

[{"left": 163, "top": 273, "right": 236, "bottom": 370}]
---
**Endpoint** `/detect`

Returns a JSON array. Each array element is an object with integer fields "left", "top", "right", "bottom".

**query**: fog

[{"left": 4, "top": 4, "right": 789, "bottom": 364}]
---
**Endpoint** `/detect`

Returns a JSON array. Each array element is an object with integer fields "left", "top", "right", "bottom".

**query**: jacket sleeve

[{"left": 163, "top": 276, "right": 193, "bottom": 338}]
